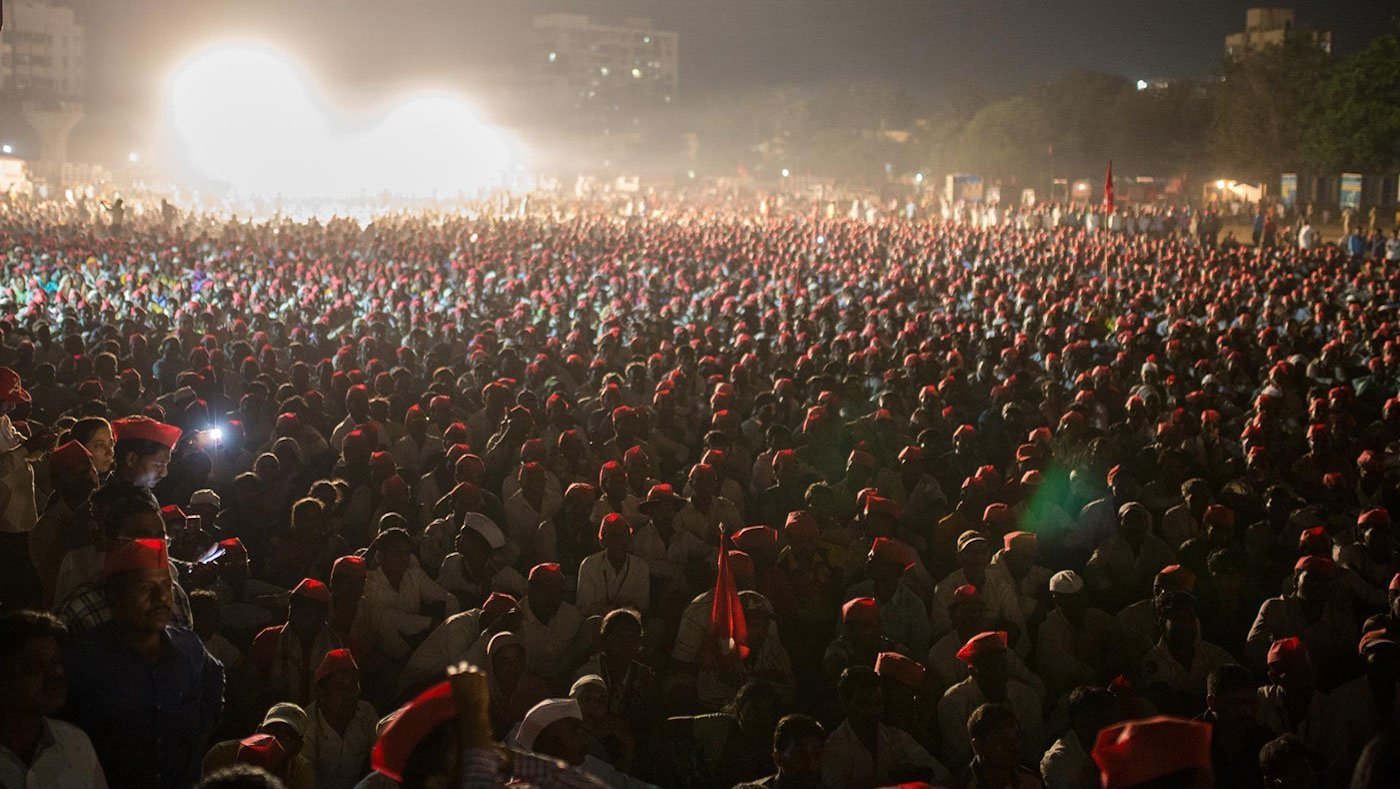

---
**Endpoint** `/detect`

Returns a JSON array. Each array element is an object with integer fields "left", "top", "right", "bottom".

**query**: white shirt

[
  {"left": 937, "top": 676, "right": 1045, "bottom": 768},
  {"left": 0, "top": 718, "right": 107, "bottom": 789},
  {"left": 304, "top": 700, "right": 379, "bottom": 789},
  {"left": 362, "top": 565, "right": 460, "bottom": 647},
  {"left": 820, "top": 719, "right": 948, "bottom": 789},
  {"left": 520, "top": 596, "right": 584, "bottom": 680},
  {"left": 576, "top": 551, "right": 650, "bottom": 617},
  {"left": 630, "top": 521, "right": 713, "bottom": 590},
  {"left": 400, "top": 609, "right": 488, "bottom": 696},
  {"left": 1040, "top": 731, "right": 1095, "bottom": 789}
]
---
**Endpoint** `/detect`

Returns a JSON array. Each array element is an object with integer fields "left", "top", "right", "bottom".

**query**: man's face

[
  {"left": 776, "top": 734, "right": 825, "bottom": 778},
  {"left": 316, "top": 670, "right": 362, "bottom": 722},
  {"left": 0, "top": 635, "right": 66, "bottom": 715},
  {"left": 1211, "top": 687, "right": 1258, "bottom": 725},
  {"left": 124, "top": 448, "right": 171, "bottom": 488},
  {"left": 263, "top": 721, "right": 305, "bottom": 760},
  {"left": 600, "top": 522, "right": 631, "bottom": 553},
  {"left": 110, "top": 567, "right": 175, "bottom": 634},
  {"left": 971, "top": 717, "right": 1021, "bottom": 769}
]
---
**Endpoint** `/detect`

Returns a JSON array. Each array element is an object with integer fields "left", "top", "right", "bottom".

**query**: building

[
  {"left": 0, "top": 0, "right": 85, "bottom": 100},
  {"left": 530, "top": 14, "right": 679, "bottom": 109},
  {"left": 0, "top": 0, "right": 85, "bottom": 187},
  {"left": 1225, "top": 7, "right": 1331, "bottom": 59}
]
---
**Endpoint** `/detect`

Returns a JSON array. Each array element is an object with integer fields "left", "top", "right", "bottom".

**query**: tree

[
  {"left": 1303, "top": 30, "right": 1400, "bottom": 173},
  {"left": 1208, "top": 32, "right": 1332, "bottom": 180}
]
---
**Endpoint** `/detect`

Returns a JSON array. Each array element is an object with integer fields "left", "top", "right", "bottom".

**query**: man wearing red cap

[
  {"left": 935, "top": 531, "right": 1026, "bottom": 651},
  {"left": 821, "top": 666, "right": 948, "bottom": 787},
  {"left": 937, "top": 630, "right": 1045, "bottom": 768},
  {"left": 1257, "top": 637, "right": 1337, "bottom": 777},
  {"left": 102, "top": 415, "right": 182, "bottom": 510},
  {"left": 675, "top": 462, "right": 742, "bottom": 545},
  {"left": 1246, "top": 556, "right": 1357, "bottom": 684},
  {"left": 520, "top": 563, "right": 583, "bottom": 685},
  {"left": 304, "top": 649, "right": 378, "bottom": 789},
  {"left": 202, "top": 701, "right": 314, "bottom": 788},
  {"left": 632, "top": 483, "right": 712, "bottom": 600},
  {"left": 60, "top": 538, "right": 224, "bottom": 789},
  {"left": 0, "top": 366, "right": 55, "bottom": 608},
  {"left": 577, "top": 513, "right": 650, "bottom": 618},
  {"left": 393, "top": 403, "right": 442, "bottom": 479},
  {"left": 850, "top": 536, "right": 933, "bottom": 657}
]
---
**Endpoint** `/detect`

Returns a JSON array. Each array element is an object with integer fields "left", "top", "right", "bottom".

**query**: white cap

[
  {"left": 511, "top": 698, "right": 582, "bottom": 751},
  {"left": 262, "top": 702, "right": 308, "bottom": 738},
  {"left": 569, "top": 674, "right": 607, "bottom": 698},
  {"left": 1049, "top": 570, "right": 1084, "bottom": 594},
  {"left": 463, "top": 513, "right": 505, "bottom": 550},
  {"left": 189, "top": 489, "right": 221, "bottom": 509}
]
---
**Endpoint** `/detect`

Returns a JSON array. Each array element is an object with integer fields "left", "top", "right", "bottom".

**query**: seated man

[
  {"left": 0, "top": 611, "right": 106, "bottom": 788},
  {"left": 937, "top": 631, "right": 1044, "bottom": 769},
  {"left": 60, "top": 539, "right": 224, "bottom": 789},
  {"left": 822, "top": 666, "right": 948, "bottom": 787}
]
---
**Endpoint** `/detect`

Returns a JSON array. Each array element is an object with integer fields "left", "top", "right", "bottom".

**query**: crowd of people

[{"left": 1, "top": 191, "right": 1399, "bottom": 789}]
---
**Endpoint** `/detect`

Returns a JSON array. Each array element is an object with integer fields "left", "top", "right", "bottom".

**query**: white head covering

[
  {"left": 1049, "top": 570, "right": 1084, "bottom": 594},
  {"left": 463, "top": 513, "right": 505, "bottom": 550},
  {"left": 510, "top": 698, "right": 582, "bottom": 751},
  {"left": 569, "top": 674, "right": 607, "bottom": 698}
]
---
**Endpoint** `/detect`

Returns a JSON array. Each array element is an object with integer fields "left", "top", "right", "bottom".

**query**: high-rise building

[
  {"left": 530, "top": 14, "right": 679, "bottom": 110},
  {"left": 0, "top": 0, "right": 85, "bottom": 100},
  {"left": 1225, "top": 7, "right": 1331, "bottom": 59}
]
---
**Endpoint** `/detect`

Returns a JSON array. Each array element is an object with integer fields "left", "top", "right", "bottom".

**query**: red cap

[
  {"left": 1157, "top": 564, "right": 1196, "bottom": 591},
  {"left": 217, "top": 537, "right": 247, "bottom": 558},
  {"left": 875, "top": 651, "right": 926, "bottom": 691},
  {"left": 898, "top": 445, "right": 924, "bottom": 463},
  {"left": 599, "top": 461, "right": 625, "bottom": 483},
  {"left": 480, "top": 592, "right": 519, "bottom": 625},
  {"left": 727, "top": 550, "right": 755, "bottom": 583},
  {"left": 1298, "top": 526, "right": 1329, "bottom": 552},
  {"left": 111, "top": 416, "right": 183, "bottom": 450},
  {"left": 732, "top": 526, "right": 778, "bottom": 555},
  {"left": 160, "top": 505, "right": 186, "bottom": 525},
  {"left": 102, "top": 538, "right": 168, "bottom": 577},
  {"left": 315, "top": 648, "right": 359, "bottom": 683},
  {"left": 1092, "top": 716, "right": 1213, "bottom": 789},
  {"left": 1359, "top": 508, "right": 1391, "bottom": 529},
  {"left": 951, "top": 584, "right": 981, "bottom": 607},
  {"left": 864, "top": 494, "right": 903, "bottom": 520},
  {"left": 1390, "top": 572, "right": 1400, "bottom": 592},
  {"left": 1203, "top": 504, "right": 1235, "bottom": 529},
  {"left": 1294, "top": 555, "right": 1337, "bottom": 579},
  {"left": 841, "top": 596, "right": 880, "bottom": 625},
  {"left": 292, "top": 577, "right": 331, "bottom": 605},
  {"left": 0, "top": 367, "right": 30, "bottom": 403},
  {"left": 332, "top": 554, "right": 367, "bottom": 581},
  {"left": 371, "top": 681, "right": 458, "bottom": 783},
  {"left": 597, "top": 512, "right": 631, "bottom": 541},
  {"left": 1267, "top": 636, "right": 1308, "bottom": 669},
  {"left": 982, "top": 503, "right": 1014, "bottom": 529},
  {"left": 955, "top": 631, "right": 1008, "bottom": 665},
  {"left": 236, "top": 733, "right": 287, "bottom": 772},
  {"left": 868, "top": 536, "right": 917, "bottom": 569},
  {"left": 528, "top": 562, "right": 563, "bottom": 582},
  {"left": 784, "top": 510, "right": 819, "bottom": 539},
  {"left": 47, "top": 440, "right": 93, "bottom": 480}
]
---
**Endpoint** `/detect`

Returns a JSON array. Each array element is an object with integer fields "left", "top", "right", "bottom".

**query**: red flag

[
  {"left": 703, "top": 547, "right": 749, "bottom": 668},
  {"left": 1103, "top": 160, "right": 1114, "bottom": 214}
]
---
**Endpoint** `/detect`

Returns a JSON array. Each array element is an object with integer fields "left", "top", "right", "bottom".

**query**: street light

[
  {"left": 915, "top": 172, "right": 924, "bottom": 183},
  {"left": 1, "top": 145, "right": 11, "bottom": 155},
  {"left": 781, "top": 168, "right": 790, "bottom": 178},
  {"left": 128, "top": 152, "right": 140, "bottom": 163},
  {"left": 1136, "top": 79, "right": 1149, "bottom": 91}
]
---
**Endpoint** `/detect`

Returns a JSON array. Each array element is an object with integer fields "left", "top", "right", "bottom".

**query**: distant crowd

[{"left": 0, "top": 193, "right": 1399, "bottom": 788}]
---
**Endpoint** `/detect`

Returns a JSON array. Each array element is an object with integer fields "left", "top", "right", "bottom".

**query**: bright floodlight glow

[
  {"left": 1, "top": 145, "right": 11, "bottom": 155},
  {"left": 167, "top": 44, "right": 519, "bottom": 199},
  {"left": 128, "top": 152, "right": 140, "bottom": 163},
  {"left": 1136, "top": 79, "right": 1148, "bottom": 91}
]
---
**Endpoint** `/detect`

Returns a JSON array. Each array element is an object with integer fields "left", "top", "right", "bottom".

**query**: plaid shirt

[
  {"left": 56, "top": 564, "right": 193, "bottom": 634},
  {"left": 457, "top": 746, "right": 605, "bottom": 788}
]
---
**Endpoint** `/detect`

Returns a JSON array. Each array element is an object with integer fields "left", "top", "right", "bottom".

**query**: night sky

[{"left": 66, "top": 0, "right": 1400, "bottom": 114}]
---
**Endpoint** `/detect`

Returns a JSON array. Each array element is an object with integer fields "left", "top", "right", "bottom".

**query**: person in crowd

[
  {"left": 0, "top": 611, "right": 107, "bottom": 788},
  {"left": 60, "top": 538, "right": 224, "bottom": 789},
  {"left": 4, "top": 193, "right": 1400, "bottom": 787}
]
